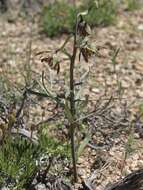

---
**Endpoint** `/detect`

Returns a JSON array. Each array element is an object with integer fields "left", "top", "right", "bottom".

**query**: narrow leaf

[
  {"left": 77, "top": 10, "right": 88, "bottom": 17},
  {"left": 77, "top": 135, "right": 91, "bottom": 157}
]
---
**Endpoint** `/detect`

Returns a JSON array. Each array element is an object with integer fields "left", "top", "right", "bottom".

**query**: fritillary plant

[{"left": 37, "top": 11, "right": 98, "bottom": 182}]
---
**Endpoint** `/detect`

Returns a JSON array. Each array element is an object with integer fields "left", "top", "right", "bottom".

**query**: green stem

[{"left": 56, "top": 35, "right": 72, "bottom": 53}]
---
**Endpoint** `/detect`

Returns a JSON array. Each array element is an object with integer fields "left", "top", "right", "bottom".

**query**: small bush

[
  {"left": 0, "top": 129, "right": 70, "bottom": 189},
  {"left": 0, "top": 136, "right": 40, "bottom": 189},
  {"left": 42, "top": 2, "right": 77, "bottom": 37},
  {"left": 125, "top": 0, "right": 140, "bottom": 11},
  {"left": 81, "top": 0, "right": 117, "bottom": 26},
  {"left": 42, "top": 0, "right": 117, "bottom": 37}
]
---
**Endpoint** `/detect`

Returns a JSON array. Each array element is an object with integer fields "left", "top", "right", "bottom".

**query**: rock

[
  {"left": 138, "top": 24, "right": 143, "bottom": 31},
  {"left": 35, "top": 183, "right": 46, "bottom": 190},
  {"left": 1, "top": 187, "right": 9, "bottom": 190}
]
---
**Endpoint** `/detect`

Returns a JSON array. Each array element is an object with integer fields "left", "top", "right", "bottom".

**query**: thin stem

[
  {"left": 55, "top": 35, "right": 72, "bottom": 53},
  {"left": 69, "top": 15, "right": 78, "bottom": 182}
]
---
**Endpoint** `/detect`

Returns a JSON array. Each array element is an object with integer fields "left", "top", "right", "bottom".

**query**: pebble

[
  {"left": 78, "top": 168, "right": 86, "bottom": 176},
  {"left": 1, "top": 187, "right": 8, "bottom": 190},
  {"left": 137, "top": 160, "right": 143, "bottom": 168},
  {"left": 138, "top": 24, "right": 143, "bottom": 31},
  {"left": 35, "top": 183, "right": 46, "bottom": 190}
]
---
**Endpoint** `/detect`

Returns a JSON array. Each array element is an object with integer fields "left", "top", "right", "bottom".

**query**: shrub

[
  {"left": 81, "top": 0, "right": 117, "bottom": 26},
  {"left": 42, "top": 2, "right": 77, "bottom": 37},
  {"left": 0, "top": 136, "right": 40, "bottom": 189},
  {"left": 42, "top": 0, "right": 117, "bottom": 37},
  {"left": 0, "top": 127, "right": 70, "bottom": 189},
  {"left": 125, "top": 0, "right": 140, "bottom": 11}
]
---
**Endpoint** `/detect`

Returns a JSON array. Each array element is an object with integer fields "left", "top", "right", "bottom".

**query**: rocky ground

[{"left": 0, "top": 4, "right": 143, "bottom": 190}]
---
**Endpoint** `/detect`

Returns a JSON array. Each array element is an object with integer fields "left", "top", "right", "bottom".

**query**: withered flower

[
  {"left": 77, "top": 15, "right": 91, "bottom": 37},
  {"left": 78, "top": 37, "right": 100, "bottom": 62},
  {"left": 41, "top": 56, "right": 53, "bottom": 67},
  {"left": 80, "top": 46, "right": 95, "bottom": 62},
  {"left": 40, "top": 54, "right": 60, "bottom": 74}
]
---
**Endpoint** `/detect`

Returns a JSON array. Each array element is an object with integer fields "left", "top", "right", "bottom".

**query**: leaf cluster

[{"left": 0, "top": 125, "right": 70, "bottom": 189}]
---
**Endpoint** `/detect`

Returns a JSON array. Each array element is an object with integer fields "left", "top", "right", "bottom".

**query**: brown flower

[
  {"left": 80, "top": 46, "right": 96, "bottom": 62},
  {"left": 41, "top": 55, "right": 60, "bottom": 74},
  {"left": 41, "top": 56, "right": 53, "bottom": 67},
  {"left": 77, "top": 15, "right": 91, "bottom": 37}
]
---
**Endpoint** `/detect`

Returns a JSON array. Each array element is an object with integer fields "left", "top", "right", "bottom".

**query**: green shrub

[
  {"left": 0, "top": 130, "right": 70, "bottom": 189},
  {"left": 81, "top": 0, "right": 117, "bottom": 26},
  {"left": 42, "top": 0, "right": 117, "bottom": 37},
  {"left": 125, "top": 0, "right": 140, "bottom": 10},
  {"left": 0, "top": 137, "right": 40, "bottom": 189},
  {"left": 39, "top": 124, "right": 70, "bottom": 158},
  {"left": 42, "top": 2, "right": 77, "bottom": 37}
]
